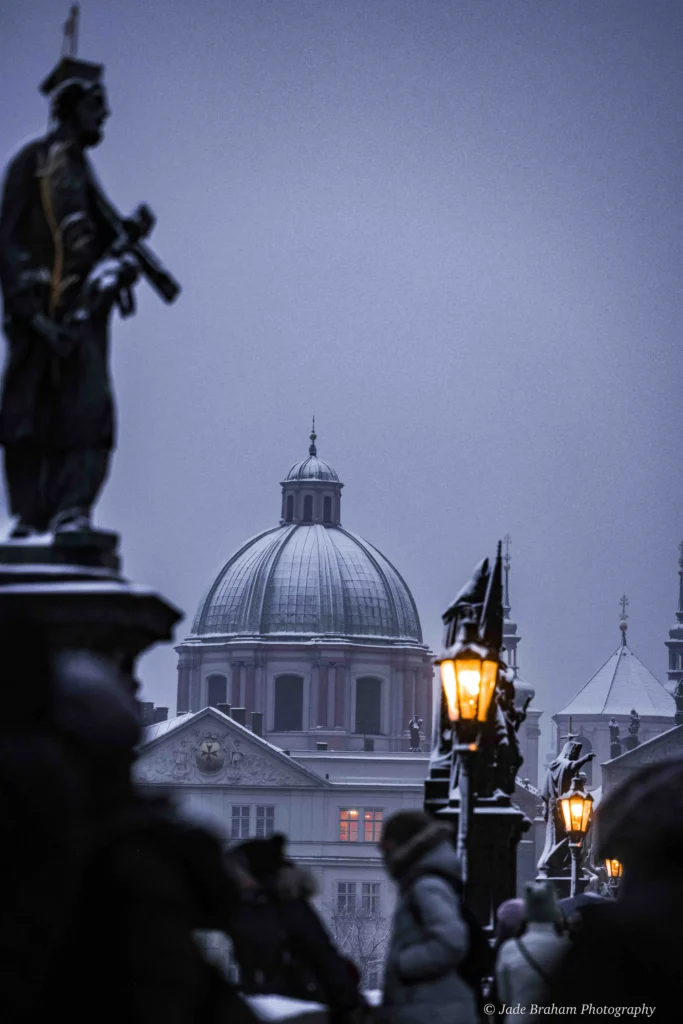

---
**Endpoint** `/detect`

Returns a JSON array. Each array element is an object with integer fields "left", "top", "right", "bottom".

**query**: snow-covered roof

[{"left": 558, "top": 643, "right": 674, "bottom": 718}]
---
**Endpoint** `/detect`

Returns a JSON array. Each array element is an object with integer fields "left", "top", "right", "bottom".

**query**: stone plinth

[
  {"left": 424, "top": 759, "right": 530, "bottom": 929},
  {"left": 0, "top": 532, "right": 182, "bottom": 679}
]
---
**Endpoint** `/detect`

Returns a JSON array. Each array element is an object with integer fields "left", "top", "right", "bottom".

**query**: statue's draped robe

[
  {"left": 537, "top": 742, "right": 580, "bottom": 873},
  {"left": 0, "top": 136, "right": 116, "bottom": 447},
  {"left": 0, "top": 135, "right": 119, "bottom": 527}
]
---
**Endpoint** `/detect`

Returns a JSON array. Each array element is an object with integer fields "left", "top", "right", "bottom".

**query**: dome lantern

[{"left": 280, "top": 420, "right": 343, "bottom": 526}]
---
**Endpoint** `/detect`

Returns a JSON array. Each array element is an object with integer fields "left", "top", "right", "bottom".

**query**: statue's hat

[{"left": 39, "top": 56, "right": 103, "bottom": 97}]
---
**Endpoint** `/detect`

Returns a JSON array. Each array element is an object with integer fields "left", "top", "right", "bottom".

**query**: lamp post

[
  {"left": 558, "top": 774, "right": 594, "bottom": 898},
  {"left": 605, "top": 857, "right": 623, "bottom": 896},
  {"left": 435, "top": 607, "right": 500, "bottom": 888}
]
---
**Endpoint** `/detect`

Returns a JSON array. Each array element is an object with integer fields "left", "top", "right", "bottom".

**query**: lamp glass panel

[
  {"left": 605, "top": 858, "right": 622, "bottom": 879},
  {"left": 454, "top": 658, "right": 482, "bottom": 720},
  {"left": 477, "top": 659, "right": 499, "bottom": 722},
  {"left": 440, "top": 660, "right": 458, "bottom": 720},
  {"left": 580, "top": 796, "right": 593, "bottom": 833}
]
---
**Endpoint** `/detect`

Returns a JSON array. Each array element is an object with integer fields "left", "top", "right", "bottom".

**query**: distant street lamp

[
  {"left": 558, "top": 774, "right": 594, "bottom": 898},
  {"left": 605, "top": 857, "right": 623, "bottom": 895},
  {"left": 435, "top": 607, "right": 500, "bottom": 887}
]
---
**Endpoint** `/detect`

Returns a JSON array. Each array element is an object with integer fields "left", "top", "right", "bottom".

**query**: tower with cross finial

[
  {"left": 498, "top": 536, "right": 542, "bottom": 785},
  {"left": 555, "top": 587, "right": 675, "bottom": 791},
  {"left": 619, "top": 594, "right": 629, "bottom": 646},
  {"left": 665, "top": 541, "right": 683, "bottom": 695}
]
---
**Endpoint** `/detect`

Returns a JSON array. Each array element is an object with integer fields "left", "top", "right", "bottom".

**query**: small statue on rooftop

[{"left": 609, "top": 717, "right": 622, "bottom": 760}]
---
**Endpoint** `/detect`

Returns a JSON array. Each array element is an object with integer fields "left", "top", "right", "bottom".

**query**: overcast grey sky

[{"left": 1, "top": 0, "right": 682, "bottom": 756}]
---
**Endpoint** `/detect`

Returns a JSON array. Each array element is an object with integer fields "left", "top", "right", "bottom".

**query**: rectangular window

[
  {"left": 231, "top": 806, "right": 250, "bottom": 840},
  {"left": 255, "top": 806, "right": 275, "bottom": 837},
  {"left": 339, "top": 808, "right": 359, "bottom": 842},
  {"left": 363, "top": 809, "right": 383, "bottom": 843},
  {"left": 337, "top": 881, "right": 357, "bottom": 913},
  {"left": 362, "top": 882, "right": 381, "bottom": 914}
]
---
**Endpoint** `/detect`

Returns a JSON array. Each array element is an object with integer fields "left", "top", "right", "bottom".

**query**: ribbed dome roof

[
  {"left": 285, "top": 455, "right": 339, "bottom": 483},
  {"left": 192, "top": 523, "right": 423, "bottom": 643}
]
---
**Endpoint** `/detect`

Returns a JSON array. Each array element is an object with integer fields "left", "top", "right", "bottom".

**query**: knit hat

[{"left": 524, "top": 881, "right": 561, "bottom": 924}]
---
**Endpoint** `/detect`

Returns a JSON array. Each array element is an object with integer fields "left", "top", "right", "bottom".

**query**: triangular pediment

[{"left": 134, "top": 708, "right": 326, "bottom": 788}]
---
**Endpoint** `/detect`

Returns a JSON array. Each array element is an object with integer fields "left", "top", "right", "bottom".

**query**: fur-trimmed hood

[
  {"left": 227, "top": 833, "right": 318, "bottom": 901},
  {"left": 386, "top": 821, "right": 460, "bottom": 887}
]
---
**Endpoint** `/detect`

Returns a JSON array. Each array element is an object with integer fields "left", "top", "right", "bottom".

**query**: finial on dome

[
  {"left": 619, "top": 593, "right": 629, "bottom": 646},
  {"left": 309, "top": 416, "right": 317, "bottom": 456}
]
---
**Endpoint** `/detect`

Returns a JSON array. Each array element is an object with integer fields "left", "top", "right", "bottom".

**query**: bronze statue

[
  {"left": 537, "top": 736, "right": 595, "bottom": 876},
  {"left": 0, "top": 10, "right": 179, "bottom": 538},
  {"left": 433, "top": 549, "right": 527, "bottom": 798}
]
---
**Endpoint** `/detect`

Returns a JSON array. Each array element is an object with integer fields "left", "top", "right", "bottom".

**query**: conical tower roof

[{"left": 559, "top": 641, "right": 674, "bottom": 717}]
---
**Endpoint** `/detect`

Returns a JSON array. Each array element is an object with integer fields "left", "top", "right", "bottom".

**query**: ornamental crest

[{"left": 195, "top": 733, "right": 225, "bottom": 775}]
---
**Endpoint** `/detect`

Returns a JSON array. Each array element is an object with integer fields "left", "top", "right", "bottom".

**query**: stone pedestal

[
  {"left": 0, "top": 532, "right": 181, "bottom": 688},
  {"left": 424, "top": 760, "right": 530, "bottom": 929}
]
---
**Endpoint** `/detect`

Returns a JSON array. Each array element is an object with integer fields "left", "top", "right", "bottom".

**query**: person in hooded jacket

[
  {"left": 380, "top": 810, "right": 479, "bottom": 1024},
  {"left": 495, "top": 882, "right": 569, "bottom": 1012},
  {"left": 0, "top": 619, "right": 89, "bottom": 1023},
  {"left": 225, "top": 834, "right": 364, "bottom": 1022}
]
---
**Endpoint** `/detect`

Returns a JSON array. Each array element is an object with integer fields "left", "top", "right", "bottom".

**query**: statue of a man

[
  {"left": 609, "top": 717, "right": 622, "bottom": 760},
  {"left": 0, "top": 57, "right": 136, "bottom": 535},
  {"left": 537, "top": 737, "right": 595, "bottom": 876},
  {"left": 0, "top": 41, "right": 177, "bottom": 538}
]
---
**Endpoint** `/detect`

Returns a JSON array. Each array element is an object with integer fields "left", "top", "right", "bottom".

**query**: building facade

[
  {"left": 135, "top": 705, "right": 429, "bottom": 986},
  {"left": 175, "top": 429, "right": 434, "bottom": 753}
]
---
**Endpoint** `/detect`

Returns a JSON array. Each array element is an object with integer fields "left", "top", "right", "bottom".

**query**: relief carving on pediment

[{"left": 135, "top": 723, "right": 304, "bottom": 786}]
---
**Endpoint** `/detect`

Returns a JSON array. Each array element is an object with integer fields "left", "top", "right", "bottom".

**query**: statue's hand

[{"left": 117, "top": 254, "right": 140, "bottom": 289}]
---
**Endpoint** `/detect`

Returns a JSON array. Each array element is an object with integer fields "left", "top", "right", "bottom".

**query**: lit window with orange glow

[{"left": 340, "top": 808, "right": 359, "bottom": 841}]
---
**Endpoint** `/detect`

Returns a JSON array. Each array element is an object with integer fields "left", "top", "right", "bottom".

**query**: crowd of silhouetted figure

[{"left": 1, "top": 622, "right": 681, "bottom": 1023}]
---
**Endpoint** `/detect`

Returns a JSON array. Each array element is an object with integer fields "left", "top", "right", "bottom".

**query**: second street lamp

[
  {"left": 435, "top": 607, "right": 500, "bottom": 888},
  {"left": 605, "top": 857, "right": 623, "bottom": 895},
  {"left": 558, "top": 774, "right": 594, "bottom": 898}
]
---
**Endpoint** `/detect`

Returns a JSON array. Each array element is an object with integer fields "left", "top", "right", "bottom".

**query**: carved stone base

[
  {"left": 0, "top": 533, "right": 181, "bottom": 683},
  {"left": 427, "top": 784, "right": 530, "bottom": 930}
]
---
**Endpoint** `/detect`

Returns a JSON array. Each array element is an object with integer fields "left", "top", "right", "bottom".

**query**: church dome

[{"left": 191, "top": 430, "right": 423, "bottom": 645}]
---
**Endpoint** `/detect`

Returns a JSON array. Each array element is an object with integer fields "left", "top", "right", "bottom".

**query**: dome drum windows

[
  {"left": 302, "top": 494, "right": 314, "bottom": 523},
  {"left": 285, "top": 494, "right": 294, "bottom": 523},
  {"left": 273, "top": 673, "right": 304, "bottom": 731},
  {"left": 207, "top": 673, "right": 228, "bottom": 708},
  {"left": 354, "top": 676, "right": 383, "bottom": 735}
]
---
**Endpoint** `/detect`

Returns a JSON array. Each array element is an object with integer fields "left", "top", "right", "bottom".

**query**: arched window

[
  {"left": 323, "top": 495, "right": 332, "bottom": 524},
  {"left": 355, "top": 677, "right": 382, "bottom": 735},
  {"left": 285, "top": 494, "right": 294, "bottom": 522},
  {"left": 207, "top": 673, "right": 227, "bottom": 708},
  {"left": 303, "top": 495, "right": 313, "bottom": 522},
  {"left": 577, "top": 735, "right": 593, "bottom": 786},
  {"left": 274, "top": 675, "right": 304, "bottom": 731}
]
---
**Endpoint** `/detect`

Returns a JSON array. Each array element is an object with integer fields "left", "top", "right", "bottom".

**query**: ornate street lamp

[
  {"left": 558, "top": 774, "right": 594, "bottom": 898},
  {"left": 435, "top": 606, "right": 500, "bottom": 886},
  {"left": 605, "top": 857, "right": 623, "bottom": 895}
]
